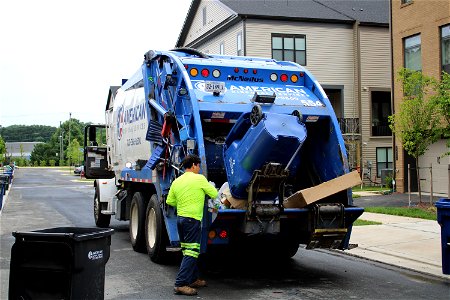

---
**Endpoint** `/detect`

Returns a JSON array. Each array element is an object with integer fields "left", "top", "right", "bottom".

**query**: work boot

[
  {"left": 174, "top": 286, "right": 198, "bottom": 296},
  {"left": 189, "top": 279, "right": 207, "bottom": 288}
]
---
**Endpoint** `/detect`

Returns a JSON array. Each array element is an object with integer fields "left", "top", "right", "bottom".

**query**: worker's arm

[
  {"left": 166, "top": 186, "right": 177, "bottom": 207},
  {"left": 201, "top": 178, "right": 218, "bottom": 199}
]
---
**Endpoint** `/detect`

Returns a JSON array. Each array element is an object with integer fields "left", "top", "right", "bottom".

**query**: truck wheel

[
  {"left": 129, "top": 192, "right": 147, "bottom": 253},
  {"left": 145, "top": 194, "right": 169, "bottom": 263},
  {"left": 94, "top": 186, "right": 111, "bottom": 228},
  {"left": 279, "top": 241, "right": 299, "bottom": 258}
]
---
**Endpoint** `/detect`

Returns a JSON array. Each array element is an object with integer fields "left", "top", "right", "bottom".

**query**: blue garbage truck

[{"left": 84, "top": 48, "right": 364, "bottom": 263}]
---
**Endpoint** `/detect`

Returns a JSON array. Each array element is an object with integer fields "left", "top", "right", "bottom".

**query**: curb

[{"left": 326, "top": 248, "right": 450, "bottom": 281}]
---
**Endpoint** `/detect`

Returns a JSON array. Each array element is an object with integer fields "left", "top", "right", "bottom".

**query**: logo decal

[
  {"left": 88, "top": 250, "right": 104, "bottom": 260},
  {"left": 227, "top": 75, "right": 263, "bottom": 83},
  {"left": 117, "top": 105, "right": 124, "bottom": 140}
]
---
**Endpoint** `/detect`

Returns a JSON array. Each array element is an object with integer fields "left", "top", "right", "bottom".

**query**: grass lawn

[
  {"left": 353, "top": 204, "right": 437, "bottom": 225},
  {"left": 364, "top": 206, "right": 437, "bottom": 221},
  {"left": 352, "top": 185, "right": 391, "bottom": 193},
  {"left": 353, "top": 219, "right": 382, "bottom": 226}
]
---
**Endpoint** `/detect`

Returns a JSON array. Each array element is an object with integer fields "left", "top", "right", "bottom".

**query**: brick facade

[{"left": 391, "top": 0, "right": 450, "bottom": 192}]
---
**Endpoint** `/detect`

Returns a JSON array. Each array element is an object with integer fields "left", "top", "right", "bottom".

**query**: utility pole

[
  {"left": 59, "top": 121, "right": 64, "bottom": 165},
  {"left": 68, "top": 112, "right": 72, "bottom": 168}
]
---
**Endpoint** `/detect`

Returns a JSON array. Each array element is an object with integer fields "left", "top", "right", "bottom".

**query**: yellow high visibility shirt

[{"left": 166, "top": 172, "right": 218, "bottom": 221}]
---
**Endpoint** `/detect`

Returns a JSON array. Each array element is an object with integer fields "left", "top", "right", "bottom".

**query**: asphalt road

[{"left": 1, "top": 168, "right": 449, "bottom": 299}]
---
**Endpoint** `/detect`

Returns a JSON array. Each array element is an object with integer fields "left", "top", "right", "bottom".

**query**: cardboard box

[{"left": 283, "top": 171, "right": 361, "bottom": 208}]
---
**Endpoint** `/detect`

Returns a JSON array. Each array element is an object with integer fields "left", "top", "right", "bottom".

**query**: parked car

[{"left": 74, "top": 165, "right": 84, "bottom": 175}]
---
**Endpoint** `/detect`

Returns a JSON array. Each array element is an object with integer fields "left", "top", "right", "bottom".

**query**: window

[
  {"left": 404, "top": 34, "right": 421, "bottom": 71},
  {"left": 202, "top": 7, "right": 206, "bottom": 26},
  {"left": 371, "top": 91, "right": 392, "bottom": 136},
  {"left": 220, "top": 42, "right": 224, "bottom": 55},
  {"left": 237, "top": 32, "right": 242, "bottom": 56},
  {"left": 442, "top": 24, "right": 450, "bottom": 74},
  {"left": 376, "top": 147, "right": 393, "bottom": 178},
  {"left": 272, "top": 34, "right": 306, "bottom": 65},
  {"left": 401, "top": 0, "right": 412, "bottom": 4}
]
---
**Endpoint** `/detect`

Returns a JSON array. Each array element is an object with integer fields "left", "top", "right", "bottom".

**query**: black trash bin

[
  {"left": 9, "top": 227, "right": 114, "bottom": 300},
  {"left": 435, "top": 198, "right": 450, "bottom": 275}
]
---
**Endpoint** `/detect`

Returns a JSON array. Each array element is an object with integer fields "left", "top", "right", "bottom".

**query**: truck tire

[
  {"left": 145, "top": 194, "right": 169, "bottom": 263},
  {"left": 129, "top": 192, "right": 147, "bottom": 253},
  {"left": 280, "top": 242, "right": 299, "bottom": 258},
  {"left": 94, "top": 186, "right": 111, "bottom": 228}
]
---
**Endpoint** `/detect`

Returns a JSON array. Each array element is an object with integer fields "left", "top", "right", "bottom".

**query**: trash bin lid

[
  {"left": 13, "top": 227, "right": 114, "bottom": 242},
  {"left": 435, "top": 198, "right": 450, "bottom": 209}
]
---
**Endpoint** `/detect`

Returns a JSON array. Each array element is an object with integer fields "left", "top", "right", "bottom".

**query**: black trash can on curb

[
  {"left": 435, "top": 198, "right": 450, "bottom": 275},
  {"left": 9, "top": 227, "right": 114, "bottom": 300}
]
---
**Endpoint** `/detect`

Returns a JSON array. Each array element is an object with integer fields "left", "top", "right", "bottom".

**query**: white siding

[
  {"left": 245, "top": 19, "right": 356, "bottom": 117},
  {"left": 418, "top": 140, "right": 450, "bottom": 195},
  {"left": 184, "top": 0, "right": 234, "bottom": 46},
  {"left": 195, "top": 22, "right": 243, "bottom": 55},
  {"left": 359, "top": 26, "right": 392, "bottom": 181}
]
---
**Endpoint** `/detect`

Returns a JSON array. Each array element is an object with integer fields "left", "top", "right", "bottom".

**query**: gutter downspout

[
  {"left": 243, "top": 16, "right": 247, "bottom": 56},
  {"left": 354, "top": 20, "right": 362, "bottom": 179},
  {"left": 389, "top": 0, "right": 397, "bottom": 191}
]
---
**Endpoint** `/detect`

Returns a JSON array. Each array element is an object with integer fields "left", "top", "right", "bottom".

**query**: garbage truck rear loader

[{"left": 84, "top": 48, "right": 363, "bottom": 263}]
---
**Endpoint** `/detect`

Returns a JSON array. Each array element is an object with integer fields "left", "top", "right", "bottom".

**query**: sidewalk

[{"left": 348, "top": 212, "right": 450, "bottom": 280}]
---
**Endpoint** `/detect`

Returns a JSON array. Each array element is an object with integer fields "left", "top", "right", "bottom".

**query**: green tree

[
  {"left": 389, "top": 69, "right": 441, "bottom": 203},
  {"left": 67, "top": 139, "right": 82, "bottom": 166},
  {"left": 0, "top": 136, "right": 6, "bottom": 164},
  {"left": 0, "top": 125, "right": 56, "bottom": 142},
  {"left": 431, "top": 71, "right": 450, "bottom": 157},
  {"left": 30, "top": 143, "right": 56, "bottom": 166}
]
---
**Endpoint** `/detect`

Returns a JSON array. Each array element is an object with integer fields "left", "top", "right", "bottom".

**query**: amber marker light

[
  {"left": 291, "top": 74, "right": 299, "bottom": 83},
  {"left": 190, "top": 68, "right": 198, "bottom": 77},
  {"left": 208, "top": 230, "right": 217, "bottom": 239}
]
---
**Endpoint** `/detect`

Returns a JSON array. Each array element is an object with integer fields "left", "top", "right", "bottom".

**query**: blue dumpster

[
  {"left": 0, "top": 181, "right": 4, "bottom": 210},
  {"left": 435, "top": 198, "right": 450, "bottom": 275},
  {"left": 0, "top": 174, "right": 10, "bottom": 194}
]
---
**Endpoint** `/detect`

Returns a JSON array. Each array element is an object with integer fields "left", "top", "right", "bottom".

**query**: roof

[
  {"left": 176, "top": 0, "right": 389, "bottom": 46},
  {"left": 106, "top": 86, "right": 120, "bottom": 111},
  {"left": 220, "top": 0, "right": 389, "bottom": 24},
  {"left": 6, "top": 142, "right": 43, "bottom": 156}
]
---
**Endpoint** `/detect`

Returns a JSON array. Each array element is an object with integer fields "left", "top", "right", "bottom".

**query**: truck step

[{"left": 166, "top": 247, "right": 181, "bottom": 252}]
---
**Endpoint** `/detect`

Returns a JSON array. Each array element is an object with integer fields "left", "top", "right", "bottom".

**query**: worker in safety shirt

[{"left": 166, "top": 154, "right": 218, "bottom": 296}]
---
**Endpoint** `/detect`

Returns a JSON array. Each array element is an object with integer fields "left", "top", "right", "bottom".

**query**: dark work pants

[{"left": 175, "top": 216, "right": 201, "bottom": 287}]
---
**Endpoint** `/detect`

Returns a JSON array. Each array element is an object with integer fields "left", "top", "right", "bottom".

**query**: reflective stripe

[
  {"left": 183, "top": 249, "right": 199, "bottom": 258},
  {"left": 180, "top": 242, "right": 200, "bottom": 250}
]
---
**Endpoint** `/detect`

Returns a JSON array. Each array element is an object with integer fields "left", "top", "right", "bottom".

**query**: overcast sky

[{"left": 0, "top": 0, "right": 192, "bottom": 128}]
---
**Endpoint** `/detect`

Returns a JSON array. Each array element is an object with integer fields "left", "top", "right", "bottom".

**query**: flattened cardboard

[{"left": 283, "top": 171, "right": 361, "bottom": 208}]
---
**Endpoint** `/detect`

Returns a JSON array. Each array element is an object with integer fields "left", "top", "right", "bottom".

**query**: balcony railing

[
  {"left": 337, "top": 118, "right": 360, "bottom": 135},
  {"left": 372, "top": 121, "right": 392, "bottom": 136}
]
